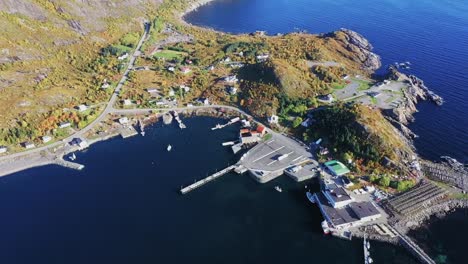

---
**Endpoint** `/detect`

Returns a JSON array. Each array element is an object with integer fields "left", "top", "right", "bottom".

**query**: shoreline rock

[{"left": 337, "top": 28, "right": 382, "bottom": 72}]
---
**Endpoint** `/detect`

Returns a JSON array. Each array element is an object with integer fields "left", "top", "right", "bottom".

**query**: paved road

[{"left": 0, "top": 22, "right": 150, "bottom": 162}]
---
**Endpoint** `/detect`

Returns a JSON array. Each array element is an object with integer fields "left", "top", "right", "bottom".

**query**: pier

[
  {"left": 173, "top": 111, "right": 186, "bottom": 129},
  {"left": 393, "top": 228, "right": 436, "bottom": 264},
  {"left": 180, "top": 165, "right": 236, "bottom": 194},
  {"left": 211, "top": 117, "right": 240, "bottom": 130},
  {"left": 55, "top": 158, "right": 85, "bottom": 171}
]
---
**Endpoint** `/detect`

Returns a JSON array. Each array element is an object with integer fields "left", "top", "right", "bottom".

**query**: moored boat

[
  {"left": 167, "top": 144, "right": 172, "bottom": 151},
  {"left": 321, "top": 220, "right": 330, "bottom": 235}
]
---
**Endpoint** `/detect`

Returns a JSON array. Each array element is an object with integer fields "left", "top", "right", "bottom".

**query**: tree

[
  {"left": 379, "top": 176, "right": 391, "bottom": 188},
  {"left": 292, "top": 117, "right": 303, "bottom": 128}
]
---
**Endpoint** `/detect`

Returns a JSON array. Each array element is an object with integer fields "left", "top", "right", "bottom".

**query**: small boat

[
  {"left": 321, "top": 220, "right": 330, "bottom": 235},
  {"left": 69, "top": 153, "right": 76, "bottom": 161},
  {"left": 367, "top": 257, "right": 373, "bottom": 263},
  {"left": 306, "top": 191, "right": 315, "bottom": 203},
  {"left": 274, "top": 186, "right": 282, "bottom": 192},
  {"left": 167, "top": 144, "right": 172, "bottom": 151},
  {"left": 211, "top": 124, "right": 223, "bottom": 130}
]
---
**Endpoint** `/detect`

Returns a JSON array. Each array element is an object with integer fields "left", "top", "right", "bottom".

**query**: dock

[
  {"left": 180, "top": 165, "right": 236, "bottom": 194},
  {"left": 173, "top": 111, "right": 186, "bottom": 129},
  {"left": 211, "top": 117, "right": 240, "bottom": 130},
  {"left": 393, "top": 227, "right": 436, "bottom": 264}
]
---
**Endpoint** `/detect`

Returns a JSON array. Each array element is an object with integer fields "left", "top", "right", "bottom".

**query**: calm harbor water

[
  {"left": 185, "top": 0, "right": 468, "bottom": 163},
  {"left": 0, "top": 117, "right": 417, "bottom": 263}
]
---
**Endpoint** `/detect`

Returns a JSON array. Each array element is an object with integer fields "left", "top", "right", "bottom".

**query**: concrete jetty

[
  {"left": 55, "top": 158, "right": 85, "bottom": 171},
  {"left": 180, "top": 165, "right": 236, "bottom": 194}
]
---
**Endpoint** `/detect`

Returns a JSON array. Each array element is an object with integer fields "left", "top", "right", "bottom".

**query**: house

[
  {"left": 228, "top": 86, "right": 237, "bottom": 95},
  {"left": 197, "top": 98, "right": 209, "bottom": 105},
  {"left": 168, "top": 89, "right": 175, "bottom": 97},
  {"left": 123, "top": 99, "right": 132, "bottom": 106},
  {"left": 167, "top": 66, "right": 175, "bottom": 72},
  {"left": 77, "top": 104, "right": 88, "bottom": 112},
  {"left": 101, "top": 82, "right": 110, "bottom": 89},
  {"left": 224, "top": 75, "right": 238, "bottom": 83},
  {"left": 224, "top": 57, "right": 231, "bottom": 63},
  {"left": 59, "top": 122, "right": 71, "bottom": 129},
  {"left": 119, "top": 117, "right": 129, "bottom": 125},
  {"left": 206, "top": 65, "right": 215, "bottom": 71},
  {"left": 23, "top": 142, "right": 35, "bottom": 149},
  {"left": 241, "top": 119, "right": 251, "bottom": 128},
  {"left": 147, "top": 88, "right": 158, "bottom": 94},
  {"left": 317, "top": 94, "right": 334, "bottom": 104},
  {"left": 118, "top": 53, "right": 129, "bottom": 60},
  {"left": 324, "top": 160, "right": 350, "bottom": 177},
  {"left": 0, "top": 146, "right": 7, "bottom": 154},
  {"left": 186, "top": 103, "right": 194, "bottom": 107},
  {"left": 41, "top": 135, "right": 52, "bottom": 143},
  {"left": 383, "top": 80, "right": 391, "bottom": 85},
  {"left": 180, "top": 67, "right": 191, "bottom": 74},
  {"left": 73, "top": 138, "right": 89, "bottom": 150},
  {"left": 342, "top": 74, "right": 350, "bottom": 80},
  {"left": 268, "top": 115, "right": 279, "bottom": 124},
  {"left": 256, "top": 126, "right": 266, "bottom": 136},
  {"left": 256, "top": 54, "right": 269, "bottom": 61},
  {"left": 240, "top": 129, "right": 261, "bottom": 144}
]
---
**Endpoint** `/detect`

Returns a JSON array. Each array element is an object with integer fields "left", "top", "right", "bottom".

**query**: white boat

[
  {"left": 167, "top": 144, "right": 172, "bottom": 151},
  {"left": 306, "top": 191, "right": 315, "bottom": 203},
  {"left": 211, "top": 124, "right": 223, "bottom": 130},
  {"left": 69, "top": 153, "right": 76, "bottom": 161},
  {"left": 321, "top": 220, "right": 330, "bottom": 235},
  {"left": 274, "top": 186, "right": 282, "bottom": 192}
]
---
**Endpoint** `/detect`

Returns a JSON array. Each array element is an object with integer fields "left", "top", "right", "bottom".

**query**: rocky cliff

[{"left": 335, "top": 28, "right": 382, "bottom": 72}]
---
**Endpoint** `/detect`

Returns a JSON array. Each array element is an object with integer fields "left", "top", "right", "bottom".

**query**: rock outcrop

[{"left": 337, "top": 28, "right": 382, "bottom": 72}]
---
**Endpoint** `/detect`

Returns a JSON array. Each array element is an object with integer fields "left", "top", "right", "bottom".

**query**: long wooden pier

[
  {"left": 180, "top": 165, "right": 236, "bottom": 194},
  {"left": 392, "top": 227, "right": 436, "bottom": 264}
]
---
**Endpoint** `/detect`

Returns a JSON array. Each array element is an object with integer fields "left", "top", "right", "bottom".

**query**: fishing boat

[
  {"left": 306, "top": 191, "right": 315, "bottom": 203},
  {"left": 274, "top": 186, "right": 282, "bottom": 192},
  {"left": 167, "top": 144, "right": 172, "bottom": 151}
]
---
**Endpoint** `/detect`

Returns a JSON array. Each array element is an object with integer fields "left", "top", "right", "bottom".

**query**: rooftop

[
  {"left": 349, "top": 202, "right": 381, "bottom": 219},
  {"left": 325, "top": 187, "right": 353, "bottom": 203},
  {"left": 316, "top": 192, "right": 359, "bottom": 227},
  {"left": 324, "top": 160, "right": 350, "bottom": 176}
]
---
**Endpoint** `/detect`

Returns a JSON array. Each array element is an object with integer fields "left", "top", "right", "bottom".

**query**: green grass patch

[
  {"left": 332, "top": 82, "right": 346, "bottom": 90},
  {"left": 354, "top": 78, "right": 372, "bottom": 91},
  {"left": 154, "top": 50, "right": 187, "bottom": 60},
  {"left": 370, "top": 96, "right": 378, "bottom": 105}
]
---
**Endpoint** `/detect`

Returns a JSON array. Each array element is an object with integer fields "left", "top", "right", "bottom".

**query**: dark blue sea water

[
  {"left": 0, "top": 117, "right": 417, "bottom": 263},
  {"left": 185, "top": 0, "right": 468, "bottom": 162}
]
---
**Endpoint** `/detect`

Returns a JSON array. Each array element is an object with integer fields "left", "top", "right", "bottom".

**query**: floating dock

[{"left": 180, "top": 165, "right": 236, "bottom": 194}]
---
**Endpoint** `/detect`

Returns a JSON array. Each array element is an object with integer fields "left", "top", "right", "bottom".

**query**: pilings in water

[{"left": 180, "top": 165, "right": 236, "bottom": 194}]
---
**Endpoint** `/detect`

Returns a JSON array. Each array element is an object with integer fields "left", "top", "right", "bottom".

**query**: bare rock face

[{"left": 338, "top": 28, "right": 382, "bottom": 72}]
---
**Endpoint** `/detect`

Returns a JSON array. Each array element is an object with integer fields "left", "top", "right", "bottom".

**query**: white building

[
  {"left": 323, "top": 186, "right": 354, "bottom": 208},
  {"left": 77, "top": 105, "right": 88, "bottom": 112},
  {"left": 224, "top": 75, "right": 238, "bottom": 83},
  {"left": 167, "top": 66, "right": 175, "bottom": 72},
  {"left": 74, "top": 138, "right": 89, "bottom": 150},
  {"left": 198, "top": 98, "right": 209, "bottom": 105},
  {"left": 119, "top": 117, "right": 129, "bottom": 125},
  {"left": 0, "top": 146, "right": 7, "bottom": 154},
  {"left": 24, "top": 142, "right": 35, "bottom": 149},
  {"left": 168, "top": 89, "right": 175, "bottom": 97},
  {"left": 147, "top": 88, "right": 158, "bottom": 94},
  {"left": 256, "top": 54, "right": 269, "bottom": 61},
  {"left": 118, "top": 53, "right": 129, "bottom": 60},
  {"left": 42, "top": 135, "right": 52, "bottom": 143},
  {"left": 268, "top": 115, "right": 279, "bottom": 124},
  {"left": 123, "top": 99, "right": 132, "bottom": 106},
  {"left": 59, "top": 122, "right": 71, "bottom": 129}
]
